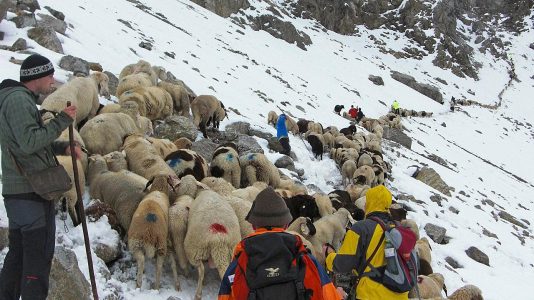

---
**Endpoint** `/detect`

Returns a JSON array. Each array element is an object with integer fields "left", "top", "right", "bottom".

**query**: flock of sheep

[{"left": 38, "top": 59, "right": 482, "bottom": 299}]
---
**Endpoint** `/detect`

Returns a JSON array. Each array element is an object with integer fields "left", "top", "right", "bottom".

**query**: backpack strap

[{"left": 352, "top": 218, "right": 386, "bottom": 284}]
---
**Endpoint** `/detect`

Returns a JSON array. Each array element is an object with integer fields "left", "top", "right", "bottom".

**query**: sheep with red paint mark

[{"left": 184, "top": 189, "right": 241, "bottom": 299}]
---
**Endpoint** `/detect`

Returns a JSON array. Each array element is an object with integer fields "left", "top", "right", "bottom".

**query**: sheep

[
  {"left": 147, "top": 137, "right": 178, "bottom": 159},
  {"left": 169, "top": 195, "right": 193, "bottom": 273},
  {"left": 191, "top": 95, "right": 223, "bottom": 138},
  {"left": 116, "top": 73, "right": 153, "bottom": 97},
  {"left": 324, "top": 126, "right": 340, "bottom": 136},
  {"left": 277, "top": 179, "right": 307, "bottom": 196},
  {"left": 328, "top": 190, "right": 365, "bottom": 221},
  {"left": 322, "top": 131, "right": 335, "bottom": 149},
  {"left": 297, "top": 118, "right": 311, "bottom": 133},
  {"left": 231, "top": 181, "right": 267, "bottom": 202},
  {"left": 87, "top": 154, "right": 147, "bottom": 232},
  {"left": 334, "top": 104, "right": 345, "bottom": 114},
  {"left": 307, "top": 132, "right": 324, "bottom": 160},
  {"left": 98, "top": 103, "right": 121, "bottom": 114},
  {"left": 119, "top": 60, "right": 164, "bottom": 85},
  {"left": 284, "top": 114, "right": 299, "bottom": 134},
  {"left": 56, "top": 155, "right": 85, "bottom": 226},
  {"left": 103, "top": 151, "right": 128, "bottom": 172},
  {"left": 128, "top": 175, "right": 179, "bottom": 291},
  {"left": 416, "top": 237, "right": 433, "bottom": 276},
  {"left": 118, "top": 100, "right": 154, "bottom": 136},
  {"left": 52, "top": 125, "right": 88, "bottom": 172},
  {"left": 41, "top": 72, "right": 110, "bottom": 127},
  {"left": 408, "top": 273, "right": 445, "bottom": 299},
  {"left": 207, "top": 102, "right": 227, "bottom": 130},
  {"left": 173, "top": 137, "right": 193, "bottom": 150},
  {"left": 402, "top": 219, "right": 421, "bottom": 240},
  {"left": 210, "top": 143, "right": 241, "bottom": 188},
  {"left": 339, "top": 124, "right": 356, "bottom": 136},
  {"left": 240, "top": 153, "right": 281, "bottom": 188},
  {"left": 80, "top": 113, "right": 138, "bottom": 155},
  {"left": 446, "top": 285, "right": 483, "bottom": 300},
  {"left": 357, "top": 153, "right": 373, "bottom": 168},
  {"left": 353, "top": 165, "right": 375, "bottom": 186},
  {"left": 175, "top": 174, "right": 210, "bottom": 198},
  {"left": 346, "top": 184, "right": 370, "bottom": 202},
  {"left": 267, "top": 111, "right": 278, "bottom": 127},
  {"left": 119, "top": 86, "right": 173, "bottom": 121},
  {"left": 123, "top": 134, "right": 176, "bottom": 180},
  {"left": 157, "top": 81, "right": 191, "bottom": 117},
  {"left": 341, "top": 160, "right": 357, "bottom": 187},
  {"left": 284, "top": 194, "right": 321, "bottom": 222},
  {"left": 184, "top": 189, "right": 241, "bottom": 300},
  {"left": 165, "top": 149, "right": 209, "bottom": 181},
  {"left": 308, "top": 121, "right": 323, "bottom": 134},
  {"left": 313, "top": 192, "right": 335, "bottom": 217}
]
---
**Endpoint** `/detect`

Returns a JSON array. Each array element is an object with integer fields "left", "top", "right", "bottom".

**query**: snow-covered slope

[{"left": 1, "top": 0, "right": 533, "bottom": 299}]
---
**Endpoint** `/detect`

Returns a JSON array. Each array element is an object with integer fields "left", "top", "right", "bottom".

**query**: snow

[{"left": 1, "top": 0, "right": 534, "bottom": 299}]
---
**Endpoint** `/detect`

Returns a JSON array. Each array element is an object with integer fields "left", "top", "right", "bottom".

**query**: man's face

[{"left": 34, "top": 74, "right": 55, "bottom": 95}]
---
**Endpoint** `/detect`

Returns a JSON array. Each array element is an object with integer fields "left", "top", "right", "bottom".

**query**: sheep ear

[
  {"left": 144, "top": 178, "right": 154, "bottom": 192},
  {"left": 300, "top": 223, "right": 310, "bottom": 236}
]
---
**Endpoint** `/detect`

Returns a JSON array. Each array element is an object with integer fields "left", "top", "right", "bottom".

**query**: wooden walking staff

[{"left": 67, "top": 101, "right": 99, "bottom": 300}]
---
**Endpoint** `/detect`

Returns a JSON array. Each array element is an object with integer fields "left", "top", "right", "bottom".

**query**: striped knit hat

[{"left": 20, "top": 54, "right": 55, "bottom": 82}]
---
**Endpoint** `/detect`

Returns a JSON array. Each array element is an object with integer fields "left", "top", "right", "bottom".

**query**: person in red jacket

[
  {"left": 218, "top": 187, "right": 341, "bottom": 300},
  {"left": 348, "top": 105, "right": 358, "bottom": 119}
]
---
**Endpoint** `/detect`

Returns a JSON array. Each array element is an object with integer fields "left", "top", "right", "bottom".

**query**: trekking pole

[{"left": 67, "top": 101, "right": 99, "bottom": 300}]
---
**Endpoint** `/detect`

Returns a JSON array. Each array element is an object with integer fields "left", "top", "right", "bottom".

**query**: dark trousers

[
  {"left": 279, "top": 137, "right": 291, "bottom": 155},
  {"left": 0, "top": 197, "right": 56, "bottom": 300}
]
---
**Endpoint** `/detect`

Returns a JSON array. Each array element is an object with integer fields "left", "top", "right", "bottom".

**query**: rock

[
  {"left": 16, "top": 0, "right": 40, "bottom": 12},
  {"left": 47, "top": 246, "right": 92, "bottom": 300},
  {"left": 0, "top": 1, "right": 10, "bottom": 26},
  {"left": 424, "top": 223, "right": 446, "bottom": 244},
  {"left": 12, "top": 12, "right": 37, "bottom": 28},
  {"left": 530, "top": 43, "right": 534, "bottom": 50},
  {"left": 44, "top": 6, "right": 65, "bottom": 21},
  {"left": 94, "top": 241, "right": 120, "bottom": 264},
  {"left": 139, "top": 41, "right": 152, "bottom": 50},
  {"left": 275, "top": 155, "right": 295, "bottom": 170},
  {"left": 382, "top": 127, "right": 412, "bottom": 149},
  {"left": 235, "top": 134, "right": 263, "bottom": 156},
  {"left": 498, "top": 210, "right": 527, "bottom": 229},
  {"left": 191, "top": 0, "right": 250, "bottom": 18},
  {"left": 37, "top": 13, "right": 67, "bottom": 34},
  {"left": 368, "top": 75, "right": 384, "bottom": 85},
  {"left": 414, "top": 167, "right": 453, "bottom": 196},
  {"left": 153, "top": 115, "right": 199, "bottom": 141},
  {"left": 225, "top": 121, "right": 250, "bottom": 136},
  {"left": 465, "top": 246, "right": 490, "bottom": 266},
  {"left": 0, "top": 226, "right": 8, "bottom": 251},
  {"left": 426, "top": 153, "right": 448, "bottom": 167},
  {"left": 104, "top": 71, "right": 119, "bottom": 97},
  {"left": 191, "top": 139, "right": 219, "bottom": 164},
  {"left": 248, "top": 14, "right": 312, "bottom": 50},
  {"left": 445, "top": 256, "right": 462, "bottom": 269},
  {"left": 59, "top": 55, "right": 90, "bottom": 76},
  {"left": 391, "top": 71, "right": 443, "bottom": 104},
  {"left": 10, "top": 38, "right": 27, "bottom": 51},
  {"left": 250, "top": 128, "right": 273, "bottom": 140},
  {"left": 27, "top": 27, "right": 64, "bottom": 53},
  {"left": 267, "top": 136, "right": 286, "bottom": 153}
]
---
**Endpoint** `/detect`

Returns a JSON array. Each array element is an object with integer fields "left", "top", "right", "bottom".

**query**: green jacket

[{"left": 0, "top": 79, "right": 73, "bottom": 195}]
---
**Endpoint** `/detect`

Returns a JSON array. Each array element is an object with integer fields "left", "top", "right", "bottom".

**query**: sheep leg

[
  {"left": 154, "top": 254, "right": 164, "bottom": 290},
  {"left": 194, "top": 261, "right": 205, "bottom": 300},
  {"left": 168, "top": 254, "right": 180, "bottom": 291},
  {"left": 134, "top": 251, "right": 145, "bottom": 289}
]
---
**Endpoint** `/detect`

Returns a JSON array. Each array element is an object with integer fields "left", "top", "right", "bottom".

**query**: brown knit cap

[{"left": 245, "top": 186, "right": 292, "bottom": 227}]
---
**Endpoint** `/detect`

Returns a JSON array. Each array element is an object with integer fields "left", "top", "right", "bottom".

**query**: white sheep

[
  {"left": 341, "top": 160, "right": 357, "bottom": 187},
  {"left": 122, "top": 134, "right": 176, "bottom": 180},
  {"left": 313, "top": 192, "right": 335, "bottom": 217},
  {"left": 80, "top": 112, "right": 138, "bottom": 155},
  {"left": 41, "top": 72, "right": 110, "bottom": 127},
  {"left": 165, "top": 149, "right": 209, "bottom": 181},
  {"left": 184, "top": 189, "right": 241, "bottom": 300},
  {"left": 56, "top": 155, "right": 85, "bottom": 226},
  {"left": 119, "top": 86, "right": 173, "bottom": 121},
  {"left": 169, "top": 195, "right": 193, "bottom": 273},
  {"left": 116, "top": 73, "right": 153, "bottom": 97},
  {"left": 157, "top": 81, "right": 191, "bottom": 117},
  {"left": 240, "top": 153, "right": 281, "bottom": 188},
  {"left": 210, "top": 143, "right": 241, "bottom": 188},
  {"left": 147, "top": 137, "right": 178, "bottom": 159}
]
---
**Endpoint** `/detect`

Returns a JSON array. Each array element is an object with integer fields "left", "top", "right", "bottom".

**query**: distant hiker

[
  {"left": 218, "top": 187, "right": 341, "bottom": 300},
  {"left": 450, "top": 96, "right": 456, "bottom": 112},
  {"left": 277, "top": 113, "right": 291, "bottom": 155},
  {"left": 391, "top": 100, "right": 400, "bottom": 115},
  {"left": 356, "top": 107, "right": 365, "bottom": 123},
  {"left": 348, "top": 105, "right": 358, "bottom": 119},
  {"left": 334, "top": 104, "right": 344, "bottom": 115},
  {"left": 325, "top": 185, "right": 417, "bottom": 300}
]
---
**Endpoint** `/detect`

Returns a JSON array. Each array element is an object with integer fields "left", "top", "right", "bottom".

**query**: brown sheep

[
  {"left": 158, "top": 81, "right": 191, "bottom": 117},
  {"left": 119, "top": 86, "right": 173, "bottom": 121},
  {"left": 191, "top": 95, "right": 223, "bottom": 138}
]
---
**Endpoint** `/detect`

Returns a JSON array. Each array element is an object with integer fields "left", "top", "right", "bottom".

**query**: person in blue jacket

[{"left": 276, "top": 113, "right": 291, "bottom": 155}]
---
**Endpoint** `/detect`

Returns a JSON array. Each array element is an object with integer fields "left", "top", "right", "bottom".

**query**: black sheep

[
  {"left": 339, "top": 124, "right": 357, "bottom": 136},
  {"left": 297, "top": 118, "right": 311, "bottom": 134},
  {"left": 334, "top": 104, "right": 344, "bottom": 114},
  {"left": 328, "top": 190, "right": 365, "bottom": 221},
  {"left": 306, "top": 133, "right": 323, "bottom": 160},
  {"left": 284, "top": 194, "right": 321, "bottom": 222}
]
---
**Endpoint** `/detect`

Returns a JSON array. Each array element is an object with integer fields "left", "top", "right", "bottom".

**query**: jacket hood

[
  {"left": 0, "top": 79, "right": 25, "bottom": 90},
  {"left": 365, "top": 185, "right": 392, "bottom": 216}
]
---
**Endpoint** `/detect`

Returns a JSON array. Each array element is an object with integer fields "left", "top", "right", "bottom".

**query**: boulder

[
  {"left": 12, "top": 11, "right": 37, "bottom": 28},
  {"left": 267, "top": 136, "right": 286, "bottom": 153},
  {"left": 16, "top": 0, "right": 40, "bottom": 12},
  {"left": 423, "top": 223, "right": 447, "bottom": 244},
  {"left": 248, "top": 14, "right": 312, "bottom": 50},
  {"left": 391, "top": 71, "right": 443, "bottom": 104},
  {"left": 250, "top": 128, "right": 273, "bottom": 140},
  {"left": 191, "top": 139, "right": 219, "bottom": 164},
  {"left": 27, "top": 26, "right": 64, "bottom": 53},
  {"left": 104, "top": 71, "right": 119, "bottom": 97},
  {"left": 191, "top": 0, "right": 249, "bottom": 18},
  {"left": 37, "top": 13, "right": 67, "bottom": 34},
  {"left": 10, "top": 37, "right": 27, "bottom": 51},
  {"left": 47, "top": 246, "right": 92, "bottom": 300},
  {"left": 414, "top": 167, "right": 453, "bottom": 196},
  {"left": 225, "top": 121, "right": 251, "bottom": 136},
  {"left": 465, "top": 246, "right": 490, "bottom": 266},
  {"left": 382, "top": 127, "right": 412, "bottom": 149},
  {"left": 59, "top": 55, "right": 90, "bottom": 76},
  {"left": 275, "top": 155, "right": 295, "bottom": 170},
  {"left": 44, "top": 6, "right": 65, "bottom": 21},
  {"left": 154, "top": 115, "right": 198, "bottom": 141},
  {"left": 368, "top": 75, "right": 384, "bottom": 86},
  {"left": 235, "top": 134, "right": 263, "bottom": 156},
  {"left": 94, "top": 241, "right": 120, "bottom": 264}
]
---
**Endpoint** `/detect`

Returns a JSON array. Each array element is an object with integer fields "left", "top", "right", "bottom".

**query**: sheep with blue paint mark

[
  {"left": 165, "top": 149, "right": 208, "bottom": 181},
  {"left": 240, "top": 152, "right": 281, "bottom": 188},
  {"left": 210, "top": 143, "right": 241, "bottom": 188}
]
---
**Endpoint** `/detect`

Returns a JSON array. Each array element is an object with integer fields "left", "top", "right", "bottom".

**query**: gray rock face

[
  {"left": 104, "top": 71, "right": 119, "bottom": 97},
  {"left": 12, "top": 12, "right": 37, "bottom": 28},
  {"left": 0, "top": 226, "right": 8, "bottom": 251},
  {"left": 37, "top": 13, "right": 67, "bottom": 34},
  {"left": 423, "top": 223, "right": 447, "bottom": 244},
  {"left": 16, "top": 0, "right": 40, "bottom": 12},
  {"left": 10, "top": 37, "right": 27, "bottom": 51},
  {"left": 94, "top": 241, "right": 120, "bottom": 264},
  {"left": 414, "top": 167, "right": 453, "bottom": 196},
  {"left": 445, "top": 256, "right": 462, "bottom": 269},
  {"left": 44, "top": 6, "right": 65, "bottom": 21},
  {"left": 382, "top": 127, "right": 412, "bottom": 149},
  {"left": 154, "top": 115, "right": 199, "bottom": 142},
  {"left": 0, "top": 1, "right": 10, "bottom": 26},
  {"left": 235, "top": 134, "right": 263, "bottom": 156},
  {"left": 59, "top": 55, "right": 90, "bottom": 76},
  {"left": 47, "top": 246, "right": 92, "bottom": 300},
  {"left": 368, "top": 75, "right": 384, "bottom": 86},
  {"left": 191, "top": 139, "right": 219, "bottom": 164},
  {"left": 27, "top": 26, "right": 64, "bottom": 53},
  {"left": 191, "top": 0, "right": 250, "bottom": 18},
  {"left": 465, "top": 246, "right": 490, "bottom": 266},
  {"left": 225, "top": 122, "right": 251, "bottom": 136},
  {"left": 391, "top": 71, "right": 443, "bottom": 104},
  {"left": 250, "top": 128, "right": 273, "bottom": 141},
  {"left": 498, "top": 210, "right": 528, "bottom": 229},
  {"left": 247, "top": 14, "right": 312, "bottom": 50},
  {"left": 267, "top": 136, "right": 286, "bottom": 153},
  {"left": 275, "top": 155, "right": 295, "bottom": 171}
]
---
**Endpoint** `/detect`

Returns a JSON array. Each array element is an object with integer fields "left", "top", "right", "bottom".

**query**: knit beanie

[
  {"left": 20, "top": 54, "right": 55, "bottom": 82},
  {"left": 246, "top": 186, "right": 292, "bottom": 227}
]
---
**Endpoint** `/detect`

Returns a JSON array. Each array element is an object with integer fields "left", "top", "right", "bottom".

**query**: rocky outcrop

[
  {"left": 391, "top": 71, "right": 443, "bottom": 104},
  {"left": 153, "top": 115, "right": 199, "bottom": 142},
  {"left": 59, "top": 55, "right": 91, "bottom": 76},
  {"left": 424, "top": 223, "right": 447, "bottom": 244},
  {"left": 27, "top": 26, "right": 64, "bottom": 53},
  {"left": 382, "top": 127, "right": 412, "bottom": 149},
  {"left": 414, "top": 167, "right": 453, "bottom": 196},
  {"left": 465, "top": 246, "right": 490, "bottom": 266},
  {"left": 48, "top": 246, "right": 92, "bottom": 300},
  {"left": 368, "top": 75, "right": 384, "bottom": 86},
  {"left": 246, "top": 14, "right": 312, "bottom": 50},
  {"left": 191, "top": 0, "right": 250, "bottom": 18}
]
